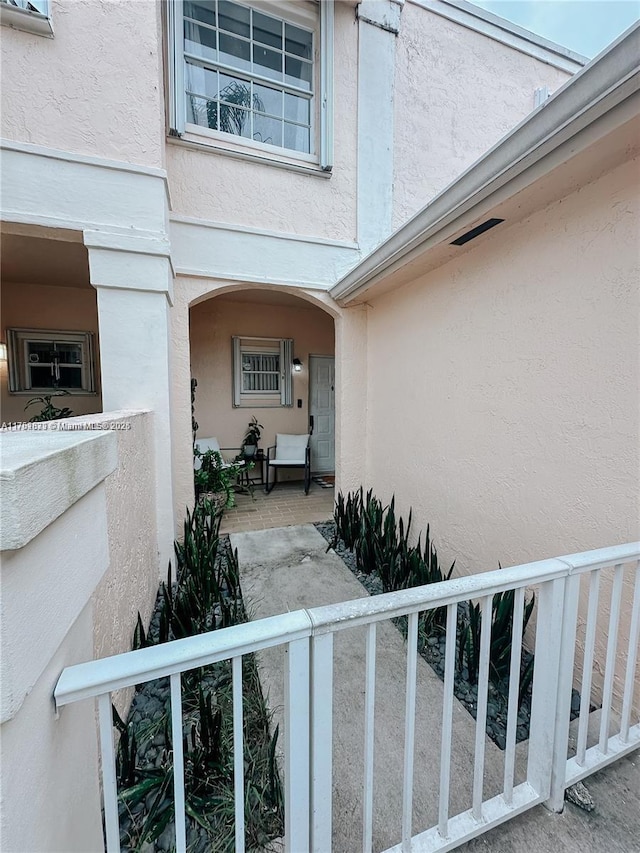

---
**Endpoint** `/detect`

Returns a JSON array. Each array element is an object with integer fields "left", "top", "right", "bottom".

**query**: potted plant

[
  {"left": 241, "top": 416, "right": 263, "bottom": 459},
  {"left": 193, "top": 448, "right": 245, "bottom": 510}
]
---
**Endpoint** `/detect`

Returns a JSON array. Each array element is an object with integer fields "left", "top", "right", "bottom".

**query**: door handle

[{"left": 309, "top": 415, "right": 314, "bottom": 435}]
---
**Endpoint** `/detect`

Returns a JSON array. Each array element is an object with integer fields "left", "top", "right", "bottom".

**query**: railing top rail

[
  {"left": 53, "top": 542, "right": 639, "bottom": 709},
  {"left": 54, "top": 609, "right": 312, "bottom": 709},
  {"left": 556, "top": 542, "right": 640, "bottom": 573}
]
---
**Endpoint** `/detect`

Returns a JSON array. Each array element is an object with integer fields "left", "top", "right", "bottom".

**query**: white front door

[{"left": 309, "top": 355, "right": 335, "bottom": 473}]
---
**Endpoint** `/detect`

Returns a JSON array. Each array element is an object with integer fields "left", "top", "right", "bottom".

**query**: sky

[{"left": 471, "top": 0, "right": 640, "bottom": 57}]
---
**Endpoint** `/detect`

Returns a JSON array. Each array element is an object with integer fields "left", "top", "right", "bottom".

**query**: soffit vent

[{"left": 451, "top": 218, "right": 504, "bottom": 246}]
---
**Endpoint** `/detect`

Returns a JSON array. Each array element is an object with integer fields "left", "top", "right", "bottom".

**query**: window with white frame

[
  {"left": 168, "top": 0, "right": 334, "bottom": 168},
  {"left": 232, "top": 336, "right": 293, "bottom": 407},
  {"left": 0, "top": 0, "right": 53, "bottom": 37},
  {"left": 7, "top": 329, "right": 96, "bottom": 394}
]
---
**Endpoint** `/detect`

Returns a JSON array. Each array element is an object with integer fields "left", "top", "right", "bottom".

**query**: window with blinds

[{"left": 232, "top": 336, "right": 292, "bottom": 407}]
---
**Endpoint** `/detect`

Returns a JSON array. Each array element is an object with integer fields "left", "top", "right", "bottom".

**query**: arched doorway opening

[{"left": 188, "top": 285, "right": 336, "bottom": 500}]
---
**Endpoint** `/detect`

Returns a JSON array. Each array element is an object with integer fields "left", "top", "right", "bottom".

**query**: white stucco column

[
  {"left": 86, "top": 231, "right": 175, "bottom": 573},
  {"left": 356, "top": 0, "right": 404, "bottom": 254}
]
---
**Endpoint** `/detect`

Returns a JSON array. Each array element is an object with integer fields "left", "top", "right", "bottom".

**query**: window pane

[
  {"left": 58, "top": 367, "right": 83, "bottom": 389},
  {"left": 284, "top": 92, "right": 309, "bottom": 124},
  {"left": 253, "top": 114, "right": 282, "bottom": 147},
  {"left": 29, "top": 366, "right": 54, "bottom": 388},
  {"left": 186, "top": 62, "right": 218, "bottom": 99},
  {"left": 218, "top": 0, "right": 250, "bottom": 37},
  {"left": 55, "top": 343, "right": 83, "bottom": 364},
  {"left": 254, "top": 83, "right": 282, "bottom": 117},
  {"left": 285, "top": 24, "right": 312, "bottom": 60},
  {"left": 27, "top": 341, "right": 53, "bottom": 363},
  {"left": 184, "top": 20, "right": 217, "bottom": 63},
  {"left": 253, "top": 44, "right": 282, "bottom": 80},
  {"left": 284, "top": 122, "right": 310, "bottom": 153},
  {"left": 187, "top": 94, "right": 219, "bottom": 129},
  {"left": 285, "top": 55, "right": 312, "bottom": 90},
  {"left": 217, "top": 76, "right": 252, "bottom": 136},
  {"left": 184, "top": 0, "right": 216, "bottom": 28},
  {"left": 219, "top": 32, "right": 251, "bottom": 71},
  {"left": 253, "top": 11, "right": 282, "bottom": 49}
]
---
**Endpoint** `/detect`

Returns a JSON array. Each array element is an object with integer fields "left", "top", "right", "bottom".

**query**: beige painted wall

[
  {"left": 1, "top": 281, "right": 102, "bottom": 422},
  {"left": 0, "top": 0, "right": 165, "bottom": 168},
  {"left": 392, "top": 2, "right": 572, "bottom": 227},
  {"left": 190, "top": 294, "right": 334, "bottom": 451},
  {"left": 166, "top": 1, "right": 358, "bottom": 240},
  {"left": 362, "top": 155, "right": 639, "bottom": 710}
]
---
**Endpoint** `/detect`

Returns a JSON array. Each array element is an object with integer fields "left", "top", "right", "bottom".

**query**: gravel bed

[{"left": 314, "top": 521, "right": 580, "bottom": 749}]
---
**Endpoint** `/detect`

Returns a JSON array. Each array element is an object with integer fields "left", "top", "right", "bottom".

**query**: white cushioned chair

[
  {"left": 194, "top": 438, "right": 243, "bottom": 471},
  {"left": 265, "top": 434, "right": 311, "bottom": 495}
]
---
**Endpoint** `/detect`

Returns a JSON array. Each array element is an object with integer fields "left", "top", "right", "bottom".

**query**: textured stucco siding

[
  {"left": 0, "top": 0, "right": 165, "bottom": 167},
  {"left": 366, "top": 155, "right": 639, "bottom": 568},
  {"left": 392, "top": 2, "right": 573, "bottom": 228},
  {"left": 364, "top": 155, "right": 639, "bottom": 710},
  {"left": 166, "top": 1, "right": 358, "bottom": 240},
  {"left": 89, "top": 412, "right": 158, "bottom": 691}
]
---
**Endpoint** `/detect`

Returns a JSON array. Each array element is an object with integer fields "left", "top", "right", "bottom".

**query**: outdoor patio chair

[
  {"left": 265, "top": 433, "right": 311, "bottom": 495},
  {"left": 194, "top": 437, "right": 230, "bottom": 469}
]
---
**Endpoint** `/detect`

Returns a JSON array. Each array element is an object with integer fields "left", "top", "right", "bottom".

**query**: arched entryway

[{"left": 170, "top": 278, "right": 362, "bottom": 530}]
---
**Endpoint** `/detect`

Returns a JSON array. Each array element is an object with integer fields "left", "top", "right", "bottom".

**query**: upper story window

[
  {"left": 0, "top": 0, "right": 53, "bottom": 37},
  {"left": 168, "top": 0, "right": 334, "bottom": 171}
]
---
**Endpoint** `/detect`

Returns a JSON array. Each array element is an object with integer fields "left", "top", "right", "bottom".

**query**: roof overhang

[{"left": 331, "top": 23, "right": 640, "bottom": 306}]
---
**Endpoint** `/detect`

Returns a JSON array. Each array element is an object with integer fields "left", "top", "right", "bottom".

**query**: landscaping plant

[
  {"left": 116, "top": 499, "right": 284, "bottom": 852},
  {"left": 24, "top": 391, "right": 73, "bottom": 421}
]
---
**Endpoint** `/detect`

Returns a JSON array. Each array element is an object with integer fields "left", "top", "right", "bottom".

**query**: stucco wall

[
  {"left": 166, "top": 1, "right": 358, "bottom": 240},
  {"left": 71, "top": 412, "right": 159, "bottom": 668},
  {"left": 392, "top": 2, "right": 572, "bottom": 228},
  {"left": 365, "top": 154, "right": 639, "bottom": 571},
  {"left": 0, "top": 0, "right": 165, "bottom": 168},
  {"left": 1, "top": 281, "right": 102, "bottom": 422},
  {"left": 0, "top": 601, "right": 103, "bottom": 853},
  {"left": 190, "top": 294, "right": 334, "bottom": 450},
  {"left": 363, "top": 155, "right": 639, "bottom": 709}
]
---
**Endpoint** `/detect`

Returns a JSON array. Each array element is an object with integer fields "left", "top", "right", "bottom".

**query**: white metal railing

[{"left": 54, "top": 542, "right": 640, "bottom": 853}]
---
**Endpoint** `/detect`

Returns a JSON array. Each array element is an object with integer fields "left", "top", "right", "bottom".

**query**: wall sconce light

[
  {"left": 0, "top": 343, "right": 7, "bottom": 361},
  {"left": 292, "top": 358, "right": 303, "bottom": 372}
]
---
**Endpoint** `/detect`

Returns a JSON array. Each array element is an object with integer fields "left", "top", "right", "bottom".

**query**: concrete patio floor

[
  {"left": 219, "top": 479, "right": 334, "bottom": 534},
  {"left": 231, "top": 524, "right": 640, "bottom": 853}
]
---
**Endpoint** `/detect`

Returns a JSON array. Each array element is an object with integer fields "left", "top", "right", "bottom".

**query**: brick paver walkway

[{"left": 219, "top": 479, "right": 334, "bottom": 534}]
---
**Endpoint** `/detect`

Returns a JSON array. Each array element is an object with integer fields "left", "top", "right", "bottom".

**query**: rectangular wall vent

[{"left": 451, "top": 218, "right": 504, "bottom": 246}]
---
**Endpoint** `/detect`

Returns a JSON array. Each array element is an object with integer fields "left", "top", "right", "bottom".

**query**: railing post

[
  {"left": 527, "top": 575, "right": 566, "bottom": 802},
  {"left": 310, "top": 633, "right": 334, "bottom": 853},
  {"left": 547, "top": 572, "right": 581, "bottom": 812},
  {"left": 284, "top": 637, "right": 311, "bottom": 853}
]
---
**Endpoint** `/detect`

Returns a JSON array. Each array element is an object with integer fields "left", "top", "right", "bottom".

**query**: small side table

[{"left": 240, "top": 449, "right": 264, "bottom": 486}]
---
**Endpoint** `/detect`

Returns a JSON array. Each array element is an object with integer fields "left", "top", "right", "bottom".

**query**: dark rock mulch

[{"left": 314, "top": 521, "right": 580, "bottom": 749}]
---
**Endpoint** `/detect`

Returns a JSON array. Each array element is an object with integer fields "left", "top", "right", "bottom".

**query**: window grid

[
  {"left": 241, "top": 351, "right": 280, "bottom": 394},
  {"left": 183, "top": 0, "right": 313, "bottom": 154},
  {"left": 7, "top": 329, "right": 95, "bottom": 394}
]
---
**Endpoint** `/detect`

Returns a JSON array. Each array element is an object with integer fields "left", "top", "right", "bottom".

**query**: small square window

[
  {"left": 7, "top": 329, "right": 96, "bottom": 394},
  {"left": 232, "top": 336, "right": 293, "bottom": 407}
]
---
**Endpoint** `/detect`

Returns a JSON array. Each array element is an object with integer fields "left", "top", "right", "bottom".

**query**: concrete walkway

[{"left": 231, "top": 525, "right": 640, "bottom": 853}]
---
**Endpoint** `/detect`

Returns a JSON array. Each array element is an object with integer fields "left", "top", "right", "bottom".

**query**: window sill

[
  {"left": 168, "top": 129, "right": 333, "bottom": 178},
  {"left": 0, "top": 4, "right": 53, "bottom": 37}
]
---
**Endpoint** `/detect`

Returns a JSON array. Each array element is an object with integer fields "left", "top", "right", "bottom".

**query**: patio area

[{"left": 219, "top": 477, "right": 335, "bottom": 534}]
